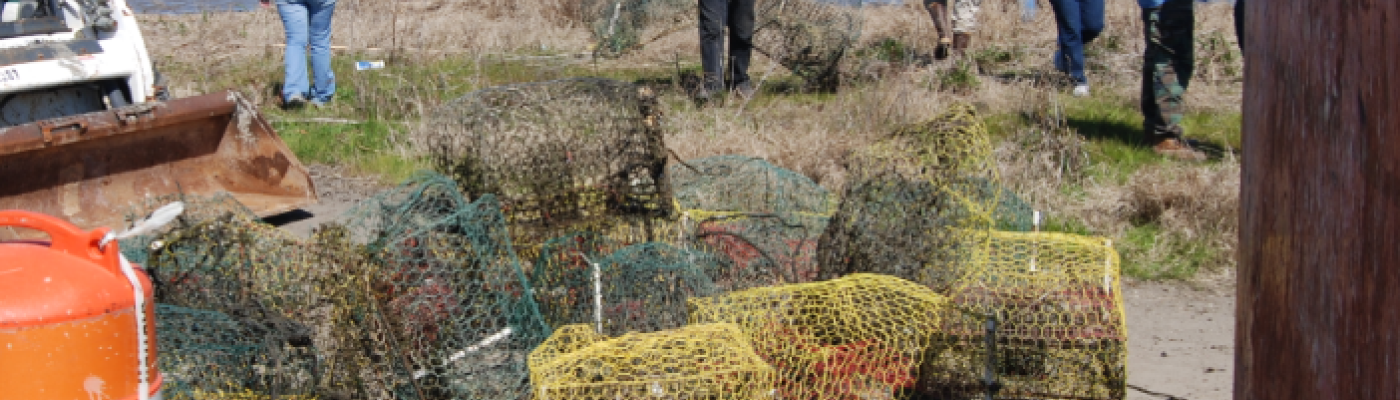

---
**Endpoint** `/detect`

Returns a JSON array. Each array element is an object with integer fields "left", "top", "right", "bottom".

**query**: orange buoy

[{"left": 0, "top": 210, "right": 162, "bottom": 400}]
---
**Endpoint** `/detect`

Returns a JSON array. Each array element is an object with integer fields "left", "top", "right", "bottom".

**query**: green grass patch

[
  {"left": 1038, "top": 214, "right": 1094, "bottom": 237},
  {"left": 1056, "top": 95, "right": 1241, "bottom": 184},
  {"left": 989, "top": 94, "right": 1241, "bottom": 281},
  {"left": 274, "top": 119, "right": 426, "bottom": 183},
  {"left": 1118, "top": 224, "right": 1219, "bottom": 280}
]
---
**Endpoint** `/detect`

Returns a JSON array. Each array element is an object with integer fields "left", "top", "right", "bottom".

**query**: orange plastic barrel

[{"left": 0, "top": 210, "right": 162, "bottom": 400}]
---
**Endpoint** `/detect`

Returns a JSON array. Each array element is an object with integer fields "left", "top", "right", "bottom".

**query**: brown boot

[
  {"left": 926, "top": 2, "right": 951, "bottom": 60},
  {"left": 1152, "top": 138, "right": 1208, "bottom": 161},
  {"left": 952, "top": 32, "right": 972, "bottom": 57}
]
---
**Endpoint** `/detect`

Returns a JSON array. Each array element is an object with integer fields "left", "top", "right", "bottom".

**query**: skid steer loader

[{"left": 0, "top": 0, "right": 317, "bottom": 234}]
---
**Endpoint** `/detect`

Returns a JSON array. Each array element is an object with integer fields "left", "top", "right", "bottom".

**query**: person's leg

[
  {"left": 1048, "top": 0, "right": 1086, "bottom": 84},
  {"left": 1080, "top": 0, "right": 1105, "bottom": 46},
  {"left": 306, "top": 0, "right": 336, "bottom": 104},
  {"left": 1140, "top": 0, "right": 1195, "bottom": 143},
  {"left": 924, "top": 0, "right": 952, "bottom": 58},
  {"left": 727, "top": 0, "right": 754, "bottom": 88},
  {"left": 698, "top": 0, "right": 727, "bottom": 94},
  {"left": 276, "top": 0, "right": 310, "bottom": 103},
  {"left": 1234, "top": 0, "right": 1244, "bottom": 52},
  {"left": 923, "top": 0, "right": 951, "bottom": 40}
]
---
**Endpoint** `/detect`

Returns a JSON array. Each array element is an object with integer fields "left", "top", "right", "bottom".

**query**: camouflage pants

[
  {"left": 924, "top": 0, "right": 982, "bottom": 34},
  {"left": 1140, "top": 0, "right": 1194, "bottom": 141}
]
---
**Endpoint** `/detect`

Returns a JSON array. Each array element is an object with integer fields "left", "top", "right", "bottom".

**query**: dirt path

[{"left": 1124, "top": 280, "right": 1236, "bottom": 400}]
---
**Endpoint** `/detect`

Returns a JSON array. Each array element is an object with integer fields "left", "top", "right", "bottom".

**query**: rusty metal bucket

[{"left": 0, "top": 90, "right": 317, "bottom": 233}]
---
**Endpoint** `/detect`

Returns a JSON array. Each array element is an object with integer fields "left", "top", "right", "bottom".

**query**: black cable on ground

[{"left": 1128, "top": 383, "right": 1190, "bottom": 400}]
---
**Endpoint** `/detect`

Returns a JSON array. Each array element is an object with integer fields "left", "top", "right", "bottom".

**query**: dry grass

[{"left": 137, "top": 0, "right": 1244, "bottom": 280}]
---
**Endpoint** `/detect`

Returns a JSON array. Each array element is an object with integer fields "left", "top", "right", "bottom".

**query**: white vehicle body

[{"left": 0, "top": 0, "right": 158, "bottom": 126}]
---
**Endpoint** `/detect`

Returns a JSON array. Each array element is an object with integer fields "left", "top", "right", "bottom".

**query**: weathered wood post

[{"left": 1237, "top": 1, "right": 1400, "bottom": 399}]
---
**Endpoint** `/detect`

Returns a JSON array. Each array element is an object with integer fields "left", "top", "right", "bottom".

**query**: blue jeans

[
  {"left": 1048, "top": 0, "right": 1104, "bottom": 84},
  {"left": 277, "top": 0, "right": 336, "bottom": 103}
]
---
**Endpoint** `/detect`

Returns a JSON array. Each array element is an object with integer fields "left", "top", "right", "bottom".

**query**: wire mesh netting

[
  {"left": 529, "top": 235, "right": 721, "bottom": 335},
  {"left": 99, "top": 94, "right": 1127, "bottom": 400},
  {"left": 115, "top": 194, "right": 319, "bottom": 399},
  {"left": 671, "top": 155, "right": 834, "bottom": 291},
  {"left": 417, "top": 78, "right": 673, "bottom": 260},
  {"left": 670, "top": 155, "right": 835, "bottom": 216},
  {"left": 337, "top": 173, "right": 551, "bottom": 400},
  {"left": 118, "top": 172, "right": 552, "bottom": 400},
  {"left": 154, "top": 304, "right": 318, "bottom": 400},
  {"left": 753, "top": 0, "right": 864, "bottom": 89},
  {"left": 688, "top": 273, "right": 954, "bottom": 400},
  {"left": 936, "top": 231, "right": 1128, "bottom": 400},
  {"left": 528, "top": 323, "right": 775, "bottom": 400},
  {"left": 817, "top": 103, "right": 999, "bottom": 294}
]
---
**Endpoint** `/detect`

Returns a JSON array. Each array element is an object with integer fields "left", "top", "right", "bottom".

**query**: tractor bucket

[{"left": 0, "top": 90, "right": 317, "bottom": 234}]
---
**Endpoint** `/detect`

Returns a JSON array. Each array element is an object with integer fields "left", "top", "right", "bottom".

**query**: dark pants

[
  {"left": 1234, "top": 0, "right": 1244, "bottom": 51},
  {"left": 1140, "top": 0, "right": 1194, "bottom": 141},
  {"left": 699, "top": 0, "right": 754, "bottom": 91},
  {"left": 1048, "top": 0, "right": 1104, "bottom": 84}
]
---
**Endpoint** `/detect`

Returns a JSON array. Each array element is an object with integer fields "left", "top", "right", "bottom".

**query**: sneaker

[
  {"left": 733, "top": 81, "right": 757, "bottom": 100},
  {"left": 1053, "top": 50, "right": 1067, "bottom": 73},
  {"left": 1072, "top": 84, "right": 1090, "bottom": 97},
  {"left": 283, "top": 94, "right": 306, "bottom": 109},
  {"left": 694, "top": 86, "right": 713, "bottom": 104},
  {"left": 1152, "top": 137, "right": 1208, "bottom": 161}
]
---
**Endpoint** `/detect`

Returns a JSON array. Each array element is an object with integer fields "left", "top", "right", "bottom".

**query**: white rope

[
  {"left": 101, "top": 201, "right": 185, "bottom": 400},
  {"left": 593, "top": 261, "right": 603, "bottom": 335},
  {"left": 100, "top": 202, "right": 185, "bottom": 248},
  {"left": 412, "top": 327, "right": 514, "bottom": 380},
  {"left": 117, "top": 255, "right": 152, "bottom": 400}
]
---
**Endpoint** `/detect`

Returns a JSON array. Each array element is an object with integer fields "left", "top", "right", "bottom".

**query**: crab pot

[{"left": 0, "top": 210, "right": 163, "bottom": 400}]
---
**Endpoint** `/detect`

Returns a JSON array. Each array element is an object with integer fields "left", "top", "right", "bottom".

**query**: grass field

[{"left": 139, "top": 0, "right": 1243, "bottom": 281}]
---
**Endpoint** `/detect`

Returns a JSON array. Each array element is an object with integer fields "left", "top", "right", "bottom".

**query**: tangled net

[
  {"left": 753, "top": 0, "right": 864, "bottom": 89},
  {"left": 418, "top": 78, "right": 672, "bottom": 258},
  {"left": 529, "top": 235, "right": 721, "bottom": 335},
  {"left": 671, "top": 155, "right": 833, "bottom": 291},
  {"left": 122, "top": 173, "right": 552, "bottom": 400},
  {"left": 817, "top": 103, "right": 999, "bottom": 294},
  {"left": 670, "top": 155, "right": 834, "bottom": 216},
  {"left": 578, "top": 0, "right": 691, "bottom": 56}
]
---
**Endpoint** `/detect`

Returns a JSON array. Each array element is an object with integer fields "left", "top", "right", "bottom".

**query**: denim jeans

[
  {"left": 277, "top": 0, "right": 336, "bottom": 103},
  {"left": 1048, "top": 0, "right": 1104, "bottom": 84},
  {"left": 698, "top": 0, "right": 754, "bottom": 91}
]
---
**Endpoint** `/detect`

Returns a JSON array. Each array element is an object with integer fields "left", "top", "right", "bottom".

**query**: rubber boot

[
  {"left": 927, "top": 2, "right": 952, "bottom": 60},
  {"left": 952, "top": 32, "right": 972, "bottom": 58}
]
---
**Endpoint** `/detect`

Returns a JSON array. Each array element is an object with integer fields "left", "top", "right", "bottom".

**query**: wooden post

[{"left": 1238, "top": 1, "right": 1400, "bottom": 399}]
